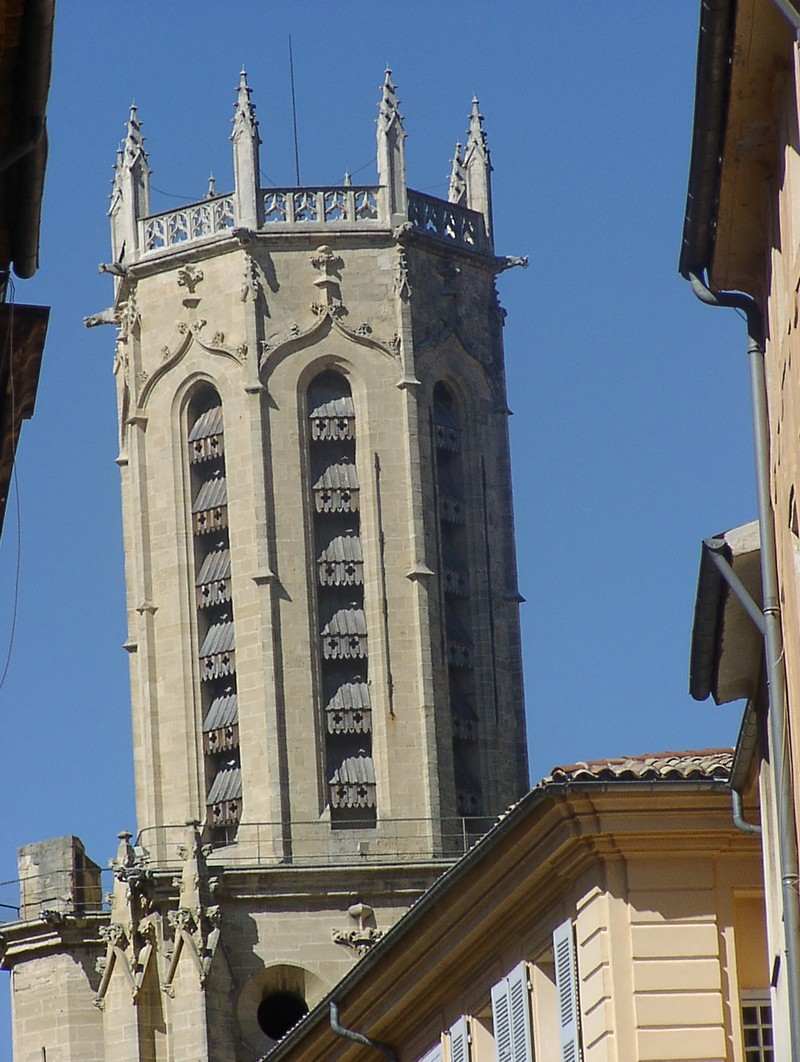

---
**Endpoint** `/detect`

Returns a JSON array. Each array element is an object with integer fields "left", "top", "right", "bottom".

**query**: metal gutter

[
  {"left": 773, "top": 0, "right": 800, "bottom": 30},
  {"left": 679, "top": 0, "right": 735, "bottom": 279},
  {"left": 330, "top": 1002, "right": 398, "bottom": 1061}
]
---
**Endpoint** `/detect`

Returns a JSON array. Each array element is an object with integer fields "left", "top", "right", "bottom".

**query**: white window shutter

[
  {"left": 418, "top": 1043, "right": 443, "bottom": 1062},
  {"left": 492, "top": 963, "right": 533, "bottom": 1062},
  {"left": 507, "top": 962, "right": 533, "bottom": 1062},
  {"left": 553, "top": 919, "right": 580, "bottom": 1062},
  {"left": 449, "top": 1016, "right": 470, "bottom": 1062},
  {"left": 491, "top": 977, "right": 512, "bottom": 1062}
]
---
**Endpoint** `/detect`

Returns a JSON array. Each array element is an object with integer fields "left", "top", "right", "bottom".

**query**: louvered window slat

[
  {"left": 491, "top": 980, "right": 512, "bottom": 1062},
  {"left": 508, "top": 963, "right": 533, "bottom": 1062},
  {"left": 491, "top": 963, "right": 532, "bottom": 1062},
  {"left": 553, "top": 919, "right": 580, "bottom": 1062},
  {"left": 449, "top": 1017, "right": 470, "bottom": 1062}
]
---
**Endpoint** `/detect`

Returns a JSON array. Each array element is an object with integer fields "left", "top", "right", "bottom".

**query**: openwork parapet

[{"left": 137, "top": 186, "right": 489, "bottom": 258}]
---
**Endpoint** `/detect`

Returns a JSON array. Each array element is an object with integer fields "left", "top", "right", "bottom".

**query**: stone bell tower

[{"left": 2, "top": 71, "right": 528, "bottom": 1061}]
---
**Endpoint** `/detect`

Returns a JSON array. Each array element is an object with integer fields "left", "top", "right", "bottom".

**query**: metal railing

[
  {"left": 0, "top": 870, "right": 115, "bottom": 924},
  {"left": 135, "top": 816, "right": 497, "bottom": 870}
]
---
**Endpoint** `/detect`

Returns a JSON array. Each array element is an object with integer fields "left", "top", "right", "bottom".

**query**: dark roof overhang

[
  {"left": 680, "top": 0, "right": 800, "bottom": 283},
  {"left": 0, "top": 0, "right": 55, "bottom": 280},
  {"left": 690, "top": 521, "right": 763, "bottom": 704},
  {"left": 0, "top": 301, "right": 47, "bottom": 525}
]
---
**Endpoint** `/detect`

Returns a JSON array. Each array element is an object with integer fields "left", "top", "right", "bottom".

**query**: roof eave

[
  {"left": 7, "top": 0, "right": 56, "bottom": 280},
  {"left": 679, "top": 0, "right": 736, "bottom": 280}
]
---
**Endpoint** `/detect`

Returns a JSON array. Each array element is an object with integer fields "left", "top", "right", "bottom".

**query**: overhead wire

[{"left": 0, "top": 274, "right": 21, "bottom": 693}]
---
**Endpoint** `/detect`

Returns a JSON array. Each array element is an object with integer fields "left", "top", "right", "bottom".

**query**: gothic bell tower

[
  {"left": 110, "top": 70, "right": 527, "bottom": 854},
  {"left": 3, "top": 70, "right": 528, "bottom": 1062}
]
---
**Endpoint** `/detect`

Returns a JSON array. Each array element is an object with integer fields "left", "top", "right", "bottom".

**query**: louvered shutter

[
  {"left": 491, "top": 977, "right": 512, "bottom": 1061},
  {"left": 449, "top": 1016, "right": 470, "bottom": 1062},
  {"left": 418, "top": 1042, "right": 443, "bottom": 1062},
  {"left": 507, "top": 962, "right": 533, "bottom": 1061},
  {"left": 553, "top": 919, "right": 580, "bottom": 1062}
]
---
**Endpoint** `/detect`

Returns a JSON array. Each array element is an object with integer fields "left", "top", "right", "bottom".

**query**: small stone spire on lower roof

[
  {"left": 231, "top": 69, "right": 262, "bottom": 229},
  {"left": 463, "top": 97, "right": 493, "bottom": 245},
  {"left": 376, "top": 67, "right": 407, "bottom": 219},
  {"left": 109, "top": 103, "right": 151, "bottom": 265}
]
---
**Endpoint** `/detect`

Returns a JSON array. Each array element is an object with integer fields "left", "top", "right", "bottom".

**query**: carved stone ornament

[
  {"left": 240, "top": 254, "right": 263, "bottom": 303},
  {"left": 177, "top": 264, "right": 204, "bottom": 293},
  {"left": 161, "top": 822, "right": 222, "bottom": 995},
  {"left": 394, "top": 249, "right": 412, "bottom": 299},
  {"left": 331, "top": 900, "right": 384, "bottom": 956},
  {"left": 331, "top": 925, "right": 385, "bottom": 956},
  {"left": 495, "top": 254, "right": 528, "bottom": 273},
  {"left": 310, "top": 244, "right": 345, "bottom": 311},
  {"left": 93, "top": 831, "right": 157, "bottom": 1009}
]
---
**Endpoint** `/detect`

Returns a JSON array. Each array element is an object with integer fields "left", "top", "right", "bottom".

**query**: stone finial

[
  {"left": 206, "top": 173, "right": 217, "bottom": 199},
  {"left": 231, "top": 69, "right": 262, "bottom": 229},
  {"left": 123, "top": 105, "right": 147, "bottom": 168},
  {"left": 376, "top": 68, "right": 407, "bottom": 219},
  {"left": 176, "top": 820, "right": 214, "bottom": 921},
  {"left": 463, "top": 97, "right": 493, "bottom": 246},
  {"left": 109, "top": 104, "right": 151, "bottom": 264},
  {"left": 162, "top": 821, "right": 221, "bottom": 993},
  {"left": 231, "top": 69, "right": 259, "bottom": 141},
  {"left": 448, "top": 142, "right": 466, "bottom": 205}
]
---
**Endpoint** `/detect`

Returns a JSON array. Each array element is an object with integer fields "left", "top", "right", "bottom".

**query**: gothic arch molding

[
  {"left": 260, "top": 308, "right": 399, "bottom": 387},
  {"left": 137, "top": 322, "right": 245, "bottom": 412}
]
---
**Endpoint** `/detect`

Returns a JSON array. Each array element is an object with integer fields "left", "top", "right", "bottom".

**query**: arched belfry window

[
  {"left": 307, "top": 370, "right": 376, "bottom": 822},
  {"left": 433, "top": 382, "right": 480, "bottom": 816},
  {"left": 187, "top": 384, "right": 242, "bottom": 842}
]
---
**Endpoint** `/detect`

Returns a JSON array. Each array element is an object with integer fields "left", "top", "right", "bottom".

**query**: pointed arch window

[
  {"left": 307, "top": 371, "right": 376, "bottom": 822},
  {"left": 187, "top": 384, "right": 242, "bottom": 842},
  {"left": 433, "top": 382, "right": 481, "bottom": 816}
]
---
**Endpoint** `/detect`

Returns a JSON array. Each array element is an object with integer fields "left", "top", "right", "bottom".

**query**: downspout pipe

[
  {"left": 330, "top": 1001, "right": 399, "bottom": 1062},
  {"left": 732, "top": 787, "right": 762, "bottom": 834},
  {"left": 687, "top": 270, "right": 800, "bottom": 1058}
]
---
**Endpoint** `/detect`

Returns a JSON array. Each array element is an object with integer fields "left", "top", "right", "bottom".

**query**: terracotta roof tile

[{"left": 543, "top": 748, "right": 733, "bottom": 784}]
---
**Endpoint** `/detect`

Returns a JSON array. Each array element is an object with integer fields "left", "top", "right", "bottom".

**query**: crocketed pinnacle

[
  {"left": 232, "top": 68, "right": 258, "bottom": 138},
  {"left": 123, "top": 103, "right": 147, "bottom": 168},
  {"left": 378, "top": 67, "right": 404, "bottom": 134},
  {"left": 465, "top": 96, "right": 490, "bottom": 164}
]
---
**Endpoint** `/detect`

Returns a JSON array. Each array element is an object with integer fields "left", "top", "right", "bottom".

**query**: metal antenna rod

[{"left": 289, "top": 35, "right": 301, "bottom": 186}]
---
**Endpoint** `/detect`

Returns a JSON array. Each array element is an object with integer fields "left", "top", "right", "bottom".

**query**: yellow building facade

[
  {"left": 682, "top": 0, "right": 800, "bottom": 1055},
  {"left": 267, "top": 751, "right": 769, "bottom": 1062}
]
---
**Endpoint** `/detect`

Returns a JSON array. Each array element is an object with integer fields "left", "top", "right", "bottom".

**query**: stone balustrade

[{"left": 137, "top": 186, "right": 490, "bottom": 258}]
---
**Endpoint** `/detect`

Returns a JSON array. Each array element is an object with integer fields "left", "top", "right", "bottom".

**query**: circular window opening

[{"left": 257, "top": 991, "right": 309, "bottom": 1041}]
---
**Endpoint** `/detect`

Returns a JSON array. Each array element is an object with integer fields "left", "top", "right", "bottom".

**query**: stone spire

[
  {"left": 376, "top": 68, "right": 407, "bottom": 219},
  {"left": 231, "top": 69, "right": 262, "bottom": 229},
  {"left": 448, "top": 142, "right": 466, "bottom": 205},
  {"left": 109, "top": 104, "right": 151, "bottom": 264},
  {"left": 463, "top": 97, "right": 493, "bottom": 245}
]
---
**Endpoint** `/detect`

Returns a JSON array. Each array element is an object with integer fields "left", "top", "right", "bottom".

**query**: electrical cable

[{"left": 0, "top": 275, "right": 21, "bottom": 693}]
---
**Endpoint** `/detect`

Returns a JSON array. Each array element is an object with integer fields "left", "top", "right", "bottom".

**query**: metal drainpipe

[
  {"left": 688, "top": 271, "right": 800, "bottom": 1059},
  {"left": 330, "top": 1001, "right": 399, "bottom": 1062},
  {"left": 732, "top": 788, "right": 762, "bottom": 835}
]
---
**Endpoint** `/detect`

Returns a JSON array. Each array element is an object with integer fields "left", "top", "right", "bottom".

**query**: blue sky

[{"left": 0, "top": 1, "right": 755, "bottom": 1048}]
